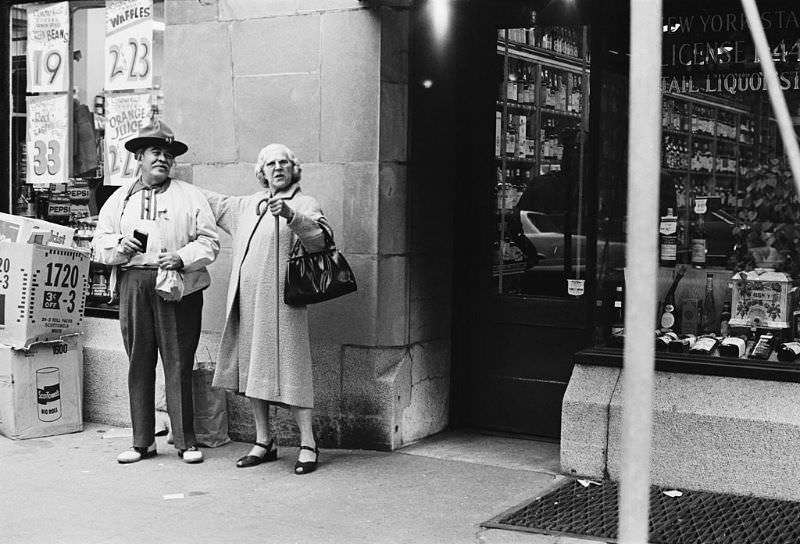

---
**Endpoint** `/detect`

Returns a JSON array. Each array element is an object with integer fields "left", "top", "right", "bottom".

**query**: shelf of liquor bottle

[
  {"left": 492, "top": 262, "right": 528, "bottom": 277},
  {"left": 540, "top": 108, "right": 581, "bottom": 119},
  {"left": 496, "top": 41, "right": 589, "bottom": 72},
  {"left": 85, "top": 301, "right": 119, "bottom": 319},
  {"left": 495, "top": 156, "right": 536, "bottom": 165},
  {"left": 495, "top": 100, "right": 582, "bottom": 119},
  {"left": 575, "top": 346, "right": 800, "bottom": 383},
  {"left": 496, "top": 100, "right": 537, "bottom": 113}
]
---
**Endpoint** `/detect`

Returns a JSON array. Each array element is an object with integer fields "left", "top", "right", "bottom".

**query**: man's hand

[
  {"left": 158, "top": 251, "right": 184, "bottom": 270},
  {"left": 118, "top": 235, "right": 144, "bottom": 256}
]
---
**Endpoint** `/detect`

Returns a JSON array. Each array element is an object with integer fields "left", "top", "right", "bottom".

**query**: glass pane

[
  {"left": 595, "top": 2, "right": 800, "bottom": 362},
  {"left": 493, "top": 24, "right": 591, "bottom": 298}
]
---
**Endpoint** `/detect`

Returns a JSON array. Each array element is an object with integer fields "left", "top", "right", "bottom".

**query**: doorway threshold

[{"left": 398, "top": 430, "right": 562, "bottom": 475}]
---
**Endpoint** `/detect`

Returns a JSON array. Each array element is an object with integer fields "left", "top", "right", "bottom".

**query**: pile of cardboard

[{"left": 0, "top": 213, "right": 89, "bottom": 439}]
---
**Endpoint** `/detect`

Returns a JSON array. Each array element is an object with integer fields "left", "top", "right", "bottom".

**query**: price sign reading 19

[{"left": 31, "top": 49, "right": 63, "bottom": 87}]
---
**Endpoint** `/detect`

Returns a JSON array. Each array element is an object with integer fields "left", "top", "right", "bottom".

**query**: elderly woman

[{"left": 204, "top": 143, "right": 328, "bottom": 474}]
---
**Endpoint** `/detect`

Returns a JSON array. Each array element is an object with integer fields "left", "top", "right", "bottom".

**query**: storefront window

[
  {"left": 595, "top": 2, "right": 800, "bottom": 365},
  {"left": 7, "top": 0, "right": 164, "bottom": 317},
  {"left": 493, "top": 22, "right": 593, "bottom": 298}
]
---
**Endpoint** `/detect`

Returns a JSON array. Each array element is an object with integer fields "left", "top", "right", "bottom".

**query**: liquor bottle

[
  {"left": 659, "top": 208, "right": 678, "bottom": 267},
  {"left": 506, "top": 60, "right": 519, "bottom": 102},
  {"left": 749, "top": 332, "right": 775, "bottom": 360},
  {"left": 700, "top": 273, "right": 716, "bottom": 333},
  {"left": 718, "top": 334, "right": 747, "bottom": 358},
  {"left": 609, "top": 283, "right": 625, "bottom": 337},
  {"left": 689, "top": 335, "right": 719, "bottom": 355},
  {"left": 691, "top": 212, "right": 707, "bottom": 267},
  {"left": 719, "top": 301, "right": 732, "bottom": 337},
  {"left": 659, "top": 265, "right": 686, "bottom": 331},
  {"left": 668, "top": 334, "right": 696, "bottom": 353},
  {"left": 777, "top": 342, "right": 800, "bottom": 362},
  {"left": 656, "top": 331, "right": 680, "bottom": 352},
  {"left": 14, "top": 185, "right": 36, "bottom": 218}
]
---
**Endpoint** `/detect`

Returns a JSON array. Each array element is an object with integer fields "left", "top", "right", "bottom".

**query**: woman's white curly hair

[{"left": 254, "top": 143, "right": 302, "bottom": 187}]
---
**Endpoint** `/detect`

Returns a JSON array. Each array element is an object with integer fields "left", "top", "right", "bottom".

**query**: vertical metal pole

[
  {"left": 741, "top": 0, "right": 800, "bottom": 190},
  {"left": 619, "top": 0, "right": 662, "bottom": 542}
]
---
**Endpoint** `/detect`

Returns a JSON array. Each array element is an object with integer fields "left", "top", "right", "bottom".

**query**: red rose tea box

[
  {"left": 0, "top": 243, "right": 90, "bottom": 348},
  {"left": 729, "top": 270, "right": 793, "bottom": 330},
  {"left": 0, "top": 336, "right": 83, "bottom": 439}
]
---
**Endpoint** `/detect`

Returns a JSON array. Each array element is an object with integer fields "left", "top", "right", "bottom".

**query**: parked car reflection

[{"left": 519, "top": 210, "right": 626, "bottom": 273}]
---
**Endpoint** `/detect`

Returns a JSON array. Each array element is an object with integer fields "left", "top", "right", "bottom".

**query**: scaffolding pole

[
  {"left": 619, "top": 0, "right": 663, "bottom": 542},
  {"left": 740, "top": 0, "right": 800, "bottom": 190}
]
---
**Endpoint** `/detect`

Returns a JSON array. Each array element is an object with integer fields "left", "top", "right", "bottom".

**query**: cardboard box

[
  {"left": 0, "top": 243, "right": 90, "bottom": 348},
  {"left": 0, "top": 336, "right": 83, "bottom": 439},
  {"left": 0, "top": 212, "right": 74, "bottom": 248}
]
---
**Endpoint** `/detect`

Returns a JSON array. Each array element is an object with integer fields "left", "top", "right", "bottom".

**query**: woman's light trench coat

[{"left": 204, "top": 185, "right": 327, "bottom": 407}]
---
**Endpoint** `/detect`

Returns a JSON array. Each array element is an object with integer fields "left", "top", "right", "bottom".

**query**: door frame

[{"left": 443, "top": 0, "right": 608, "bottom": 437}]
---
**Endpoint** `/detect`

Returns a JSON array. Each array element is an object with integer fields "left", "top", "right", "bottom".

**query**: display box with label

[
  {"left": 0, "top": 212, "right": 74, "bottom": 247},
  {"left": 0, "top": 336, "right": 83, "bottom": 439},
  {"left": 729, "top": 270, "right": 793, "bottom": 329},
  {"left": 0, "top": 243, "right": 90, "bottom": 348}
]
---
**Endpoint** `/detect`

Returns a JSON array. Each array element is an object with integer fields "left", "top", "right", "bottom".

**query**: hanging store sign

[
  {"left": 104, "top": 92, "right": 152, "bottom": 186},
  {"left": 105, "top": 0, "right": 154, "bottom": 91},
  {"left": 26, "top": 2, "right": 70, "bottom": 94},
  {"left": 661, "top": 7, "right": 800, "bottom": 95},
  {"left": 26, "top": 94, "right": 70, "bottom": 185}
]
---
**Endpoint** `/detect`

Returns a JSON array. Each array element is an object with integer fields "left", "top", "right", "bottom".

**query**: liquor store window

[
  {"left": 588, "top": 1, "right": 800, "bottom": 375},
  {"left": 7, "top": 0, "right": 165, "bottom": 317}
]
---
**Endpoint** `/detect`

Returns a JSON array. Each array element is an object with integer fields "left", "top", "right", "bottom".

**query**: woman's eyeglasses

[{"left": 265, "top": 159, "right": 292, "bottom": 170}]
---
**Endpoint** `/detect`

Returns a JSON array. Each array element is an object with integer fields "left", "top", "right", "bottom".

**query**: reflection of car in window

[{"left": 520, "top": 210, "right": 625, "bottom": 271}]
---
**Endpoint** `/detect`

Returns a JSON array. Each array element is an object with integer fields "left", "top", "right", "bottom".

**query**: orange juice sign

[
  {"left": 26, "top": 2, "right": 70, "bottom": 94},
  {"left": 104, "top": 92, "right": 151, "bottom": 186}
]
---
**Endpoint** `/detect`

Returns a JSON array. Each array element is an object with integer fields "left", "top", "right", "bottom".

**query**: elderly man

[{"left": 92, "top": 120, "right": 219, "bottom": 464}]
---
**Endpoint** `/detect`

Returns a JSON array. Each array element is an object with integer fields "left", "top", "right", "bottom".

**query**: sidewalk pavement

[{"left": 1, "top": 424, "right": 599, "bottom": 544}]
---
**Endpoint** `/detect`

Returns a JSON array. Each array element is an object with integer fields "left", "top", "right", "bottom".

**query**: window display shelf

[{"left": 575, "top": 347, "right": 800, "bottom": 384}]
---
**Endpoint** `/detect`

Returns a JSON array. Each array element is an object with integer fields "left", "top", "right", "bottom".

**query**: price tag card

[
  {"left": 105, "top": 0, "right": 155, "bottom": 91},
  {"left": 104, "top": 92, "right": 152, "bottom": 186},
  {"left": 26, "top": 2, "right": 70, "bottom": 94},
  {"left": 26, "top": 94, "right": 70, "bottom": 185}
]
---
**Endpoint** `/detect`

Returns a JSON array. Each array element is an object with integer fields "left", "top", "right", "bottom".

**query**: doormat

[{"left": 483, "top": 479, "right": 800, "bottom": 543}]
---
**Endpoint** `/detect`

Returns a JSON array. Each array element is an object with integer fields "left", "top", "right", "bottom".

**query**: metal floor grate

[{"left": 483, "top": 480, "right": 800, "bottom": 543}]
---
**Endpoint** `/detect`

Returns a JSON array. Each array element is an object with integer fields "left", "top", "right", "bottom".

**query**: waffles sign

[{"left": 105, "top": 0, "right": 154, "bottom": 91}]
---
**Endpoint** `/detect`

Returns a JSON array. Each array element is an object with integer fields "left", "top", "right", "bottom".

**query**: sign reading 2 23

[{"left": 104, "top": 0, "right": 155, "bottom": 91}]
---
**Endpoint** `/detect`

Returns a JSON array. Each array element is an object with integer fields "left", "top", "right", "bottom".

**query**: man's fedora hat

[{"left": 124, "top": 119, "right": 188, "bottom": 156}]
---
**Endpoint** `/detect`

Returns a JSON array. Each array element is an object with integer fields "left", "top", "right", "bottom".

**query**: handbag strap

[{"left": 289, "top": 219, "right": 335, "bottom": 258}]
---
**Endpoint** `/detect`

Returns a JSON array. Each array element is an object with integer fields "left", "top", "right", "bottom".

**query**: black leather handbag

[{"left": 284, "top": 229, "right": 357, "bottom": 306}]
